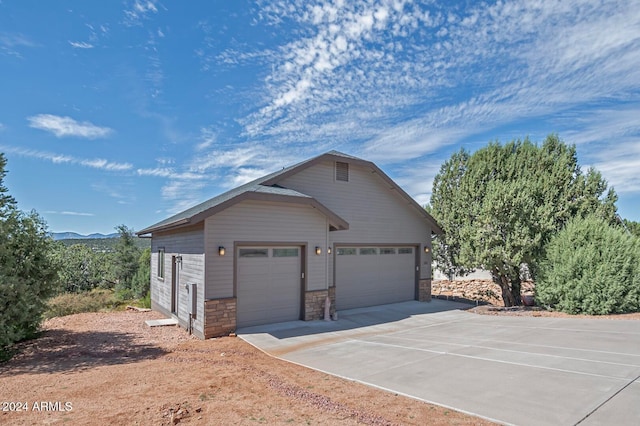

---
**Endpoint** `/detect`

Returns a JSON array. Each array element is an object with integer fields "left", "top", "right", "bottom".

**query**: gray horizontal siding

[
  {"left": 278, "top": 160, "right": 432, "bottom": 281},
  {"left": 151, "top": 225, "right": 205, "bottom": 336},
  {"left": 204, "top": 200, "right": 329, "bottom": 300}
]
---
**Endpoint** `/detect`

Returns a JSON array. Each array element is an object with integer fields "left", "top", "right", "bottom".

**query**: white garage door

[
  {"left": 237, "top": 247, "right": 302, "bottom": 328},
  {"left": 335, "top": 246, "right": 416, "bottom": 310}
]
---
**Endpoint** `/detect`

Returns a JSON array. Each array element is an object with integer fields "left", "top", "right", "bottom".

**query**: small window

[
  {"left": 157, "top": 248, "right": 165, "bottom": 279},
  {"left": 336, "top": 161, "right": 349, "bottom": 182},
  {"left": 273, "top": 248, "right": 299, "bottom": 257},
  {"left": 359, "top": 248, "right": 377, "bottom": 255},
  {"left": 239, "top": 248, "right": 268, "bottom": 258},
  {"left": 337, "top": 247, "right": 357, "bottom": 255},
  {"left": 380, "top": 248, "right": 396, "bottom": 255},
  {"left": 398, "top": 247, "right": 413, "bottom": 254}
]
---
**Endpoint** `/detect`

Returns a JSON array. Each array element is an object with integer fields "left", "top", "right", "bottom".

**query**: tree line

[
  {"left": 429, "top": 135, "right": 640, "bottom": 313},
  {"left": 52, "top": 225, "right": 150, "bottom": 298}
]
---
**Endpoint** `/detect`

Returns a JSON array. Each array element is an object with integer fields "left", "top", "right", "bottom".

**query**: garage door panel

[
  {"left": 336, "top": 246, "right": 415, "bottom": 310},
  {"left": 237, "top": 247, "right": 301, "bottom": 328}
]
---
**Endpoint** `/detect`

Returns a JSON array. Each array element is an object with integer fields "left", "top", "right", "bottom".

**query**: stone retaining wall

[{"left": 432, "top": 279, "right": 534, "bottom": 306}]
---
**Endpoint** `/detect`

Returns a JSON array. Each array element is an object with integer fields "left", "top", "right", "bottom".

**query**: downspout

[{"left": 325, "top": 218, "right": 330, "bottom": 290}]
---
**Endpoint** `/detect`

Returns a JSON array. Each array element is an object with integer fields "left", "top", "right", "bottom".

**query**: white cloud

[
  {"left": 564, "top": 107, "right": 640, "bottom": 195},
  {"left": 0, "top": 145, "right": 132, "bottom": 172},
  {"left": 90, "top": 182, "right": 135, "bottom": 205},
  {"left": 594, "top": 150, "right": 640, "bottom": 194},
  {"left": 161, "top": 180, "right": 207, "bottom": 214},
  {"left": 27, "top": 114, "right": 113, "bottom": 139},
  {"left": 136, "top": 168, "right": 203, "bottom": 180},
  {"left": 68, "top": 41, "right": 94, "bottom": 49},
  {"left": 238, "top": 0, "right": 640, "bottom": 168},
  {"left": 45, "top": 211, "right": 94, "bottom": 217},
  {"left": 195, "top": 127, "right": 217, "bottom": 151},
  {"left": 123, "top": 0, "right": 159, "bottom": 26},
  {"left": 0, "top": 32, "right": 36, "bottom": 57}
]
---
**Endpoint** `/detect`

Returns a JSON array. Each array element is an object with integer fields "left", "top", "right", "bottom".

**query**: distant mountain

[{"left": 51, "top": 232, "right": 119, "bottom": 241}]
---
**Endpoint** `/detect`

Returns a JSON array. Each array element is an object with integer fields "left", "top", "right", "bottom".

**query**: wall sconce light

[
  {"left": 315, "top": 246, "right": 322, "bottom": 255},
  {"left": 218, "top": 246, "right": 226, "bottom": 256},
  {"left": 424, "top": 246, "right": 430, "bottom": 254},
  {"left": 327, "top": 247, "right": 332, "bottom": 255}
]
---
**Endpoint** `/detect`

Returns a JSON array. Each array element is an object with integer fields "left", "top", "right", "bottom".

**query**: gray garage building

[{"left": 137, "top": 151, "right": 442, "bottom": 338}]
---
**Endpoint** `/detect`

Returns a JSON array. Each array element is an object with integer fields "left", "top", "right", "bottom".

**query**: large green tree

[
  {"left": 0, "top": 154, "right": 58, "bottom": 358},
  {"left": 429, "top": 135, "right": 617, "bottom": 306}
]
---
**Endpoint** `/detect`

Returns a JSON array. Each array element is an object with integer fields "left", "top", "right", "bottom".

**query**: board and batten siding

[
  {"left": 204, "top": 200, "right": 329, "bottom": 300},
  {"left": 150, "top": 224, "right": 205, "bottom": 338},
  {"left": 277, "top": 160, "right": 433, "bottom": 282}
]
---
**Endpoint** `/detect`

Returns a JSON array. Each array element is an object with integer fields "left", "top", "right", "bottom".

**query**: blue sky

[{"left": 1, "top": 0, "right": 639, "bottom": 234}]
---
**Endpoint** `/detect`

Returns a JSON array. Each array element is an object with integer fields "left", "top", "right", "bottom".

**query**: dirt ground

[{"left": 1, "top": 310, "right": 494, "bottom": 426}]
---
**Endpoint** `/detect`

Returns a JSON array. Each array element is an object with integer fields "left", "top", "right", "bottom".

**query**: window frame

[
  {"left": 239, "top": 248, "right": 269, "bottom": 258},
  {"left": 336, "top": 247, "right": 357, "bottom": 255},
  {"left": 157, "top": 247, "right": 165, "bottom": 279},
  {"left": 273, "top": 248, "right": 299, "bottom": 258},
  {"left": 359, "top": 247, "right": 378, "bottom": 255}
]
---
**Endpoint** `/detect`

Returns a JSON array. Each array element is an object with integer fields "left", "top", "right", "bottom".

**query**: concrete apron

[{"left": 238, "top": 300, "right": 640, "bottom": 426}]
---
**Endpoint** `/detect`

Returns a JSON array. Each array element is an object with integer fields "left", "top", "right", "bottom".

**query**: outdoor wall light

[
  {"left": 218, "top": 246, "right": 226, "bottom": 256},
  {"left": 315, "top": 246, "right": 322, "bottom": 255},
  {"left": 327, "top": 247, "right": 332, "bottom": 255},
  {"left": 424, "top": 246, "right": 430, "bottom": 254}
]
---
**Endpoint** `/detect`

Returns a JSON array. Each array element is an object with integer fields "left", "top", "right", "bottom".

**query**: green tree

[
  {"left": 623, "top": 219, "right": 640, "bottom": 238},
  {"left": 52, "top": 243, "right": 114, "bottom": 293},
  {"left": 429, "top": 149, "right": 473, "bottom": 279},
  {"left": 0, "top": 154, "right": 58, "bottom": 358},
  {"left": 429, "top": 135, "right": 617, "bottom": 306},
  {"left": 112, "top": 224, "right": 141, "bottom": 297},
  {"left": 131, "top": 248, "right": 151, "bottom": 299},
  {"left": 536, "top": 215, "right": 640, "bottom": 314}
]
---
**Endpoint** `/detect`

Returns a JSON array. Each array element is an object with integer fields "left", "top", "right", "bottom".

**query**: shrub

[
  {"left": 51, "top": 243, "right": 114, "bottom": 293},
  {"left": 0, "top": 211, "right": 58, "bottom": 360},
  {"left": 44, "top": 289, "right": 119, "bottom": 319},
  {"left": 1, "top": 153, "right": 58, "bottom": 359},
  {"left": 131, "top": 248, "right": 151, "bottom": 299},
  {"left": 140, "top": 291, "right": 151, "bottom": 309},
  {"left": 536, "top": 216, "right": 640, "bottom": 314}
]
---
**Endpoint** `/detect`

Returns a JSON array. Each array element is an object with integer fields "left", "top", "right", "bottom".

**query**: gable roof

[{"left": 137, "top": 151, "right": 442, "bottom": 236}]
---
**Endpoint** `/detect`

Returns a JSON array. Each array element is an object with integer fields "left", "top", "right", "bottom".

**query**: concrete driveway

[{"left": 238, "top": 300, "right": 640, "bottom": 426}]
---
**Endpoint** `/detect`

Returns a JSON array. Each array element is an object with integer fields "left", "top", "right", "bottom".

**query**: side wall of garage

[{"left": 150, "top": 224, "right": 206, "bottom": 338}]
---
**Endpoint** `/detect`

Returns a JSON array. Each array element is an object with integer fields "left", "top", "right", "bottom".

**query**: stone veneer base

[
  {"left": 204, "top": 297, "right": 236, "bottom": 339},
  {"left": 418, "top": 279, "right": 432, "bottom": 302},
  {"left": 304, "top": 288, "right": 336, "bottom": 320}
]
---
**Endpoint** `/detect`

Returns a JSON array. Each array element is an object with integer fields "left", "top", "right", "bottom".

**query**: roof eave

[{"left": 136, "top": 218, "right": 191, "bottom": 237}]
